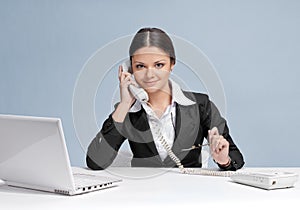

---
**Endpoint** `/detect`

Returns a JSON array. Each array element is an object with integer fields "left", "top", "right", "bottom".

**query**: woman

[{"left": 86, "top": 27, "right": 244, "bottom": 171}]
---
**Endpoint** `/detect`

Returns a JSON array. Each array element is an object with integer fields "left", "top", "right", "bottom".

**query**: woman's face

[{"left": 131, "top": 46, "right": 174, "bottom": 94}]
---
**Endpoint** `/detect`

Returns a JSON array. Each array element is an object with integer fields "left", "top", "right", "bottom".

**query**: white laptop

[{"left": 0, "top": 114, "right": 121, "bottom": 195}]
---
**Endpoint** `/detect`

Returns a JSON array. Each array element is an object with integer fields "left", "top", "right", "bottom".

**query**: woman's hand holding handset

[{"left": 112, "top": 65, "right": 137, "bottom": 123}]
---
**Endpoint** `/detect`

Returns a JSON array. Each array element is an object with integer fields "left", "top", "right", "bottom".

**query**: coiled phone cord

[
  {"left": 153, "top": 122, "right": 189, "bottom": 174},
  {"left": 147, "top": 101, "right": 189, "bottom": 174},
  {"left": 151, "top": 110, "right": 235, "bottom": 177}
]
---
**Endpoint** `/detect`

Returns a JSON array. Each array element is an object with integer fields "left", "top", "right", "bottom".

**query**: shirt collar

[{"left": 129, "top": 79, "right": 196, "bottom": 113}]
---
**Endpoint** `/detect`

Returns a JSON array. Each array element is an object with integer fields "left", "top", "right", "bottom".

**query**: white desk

[{"left": 0, "top": 167, "right": 299, "bottom": 210}]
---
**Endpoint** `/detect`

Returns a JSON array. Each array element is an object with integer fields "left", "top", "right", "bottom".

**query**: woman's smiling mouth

[{"left": 144, "top": 80, "right": 158, "bottom": 87}]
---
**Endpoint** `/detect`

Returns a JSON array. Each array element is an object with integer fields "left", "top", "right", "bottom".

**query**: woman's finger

[{"left": 210, "top": 127, "right": 219, "bottom": 137}]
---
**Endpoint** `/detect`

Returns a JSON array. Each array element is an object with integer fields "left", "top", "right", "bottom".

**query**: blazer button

[{"left": 233, "top": 160, "right": 238, "bottom": 168}]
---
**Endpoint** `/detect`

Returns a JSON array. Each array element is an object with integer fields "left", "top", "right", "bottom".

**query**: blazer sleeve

[
  {"left": 86, "top": 113, "right": 126, "bottom": 170},
  {"left": 199, "top": 94, "right": 245, "bottom": 170}
]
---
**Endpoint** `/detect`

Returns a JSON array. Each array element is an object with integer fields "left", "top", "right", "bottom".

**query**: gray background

[{"left": 1, "top": 0, "right": 299, "bottom": 167}]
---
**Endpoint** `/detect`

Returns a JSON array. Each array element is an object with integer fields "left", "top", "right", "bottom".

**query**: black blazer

[{"left": 86, "top": 92, "right": 244, "bottom": 170}]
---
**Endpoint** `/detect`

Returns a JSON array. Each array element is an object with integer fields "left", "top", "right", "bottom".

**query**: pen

[{"left": 181, "top": 143, "right": 210, "bottom": 151}]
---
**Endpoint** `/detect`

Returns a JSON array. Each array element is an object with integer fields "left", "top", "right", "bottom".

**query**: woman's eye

[
  {"left": 136, "top": 64, "right": 145, "bottom": 69},
  {"left": 155, "top": 63, "right": 165, "bottom": 69}
]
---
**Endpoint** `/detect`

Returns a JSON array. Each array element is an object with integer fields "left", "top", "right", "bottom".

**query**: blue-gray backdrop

[{"left": 1, "top": 0, "right": 299, "bottom": 167}]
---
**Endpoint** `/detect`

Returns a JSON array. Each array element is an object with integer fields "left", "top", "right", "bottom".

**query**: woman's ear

[{"left": 170, "top": 63, "right": 175, "bottom": 71}]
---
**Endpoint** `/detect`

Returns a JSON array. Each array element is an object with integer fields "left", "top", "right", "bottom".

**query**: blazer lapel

[
  {"left": 130, "top": 104, "right": 200, "bottom": 166},
  {"left": 163, "top": 103, "right": 200, "bottom": 165}
]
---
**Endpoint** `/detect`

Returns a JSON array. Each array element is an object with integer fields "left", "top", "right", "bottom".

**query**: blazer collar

[{"left": 129, "top": 79, "right": 195, "bottom": 113}]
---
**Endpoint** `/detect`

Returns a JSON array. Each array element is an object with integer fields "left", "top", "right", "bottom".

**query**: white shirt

[{"left": 129, "top": 79, "right": 195, "bottom": 161}]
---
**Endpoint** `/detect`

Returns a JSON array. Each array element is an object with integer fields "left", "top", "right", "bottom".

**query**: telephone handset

[{"left": 121, "top": 60, "right": 149, "bottom": 102}]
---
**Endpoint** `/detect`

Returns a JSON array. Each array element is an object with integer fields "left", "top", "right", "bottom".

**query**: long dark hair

[{"left": 129, "top": 28, "right": 176, "bottom": 65}]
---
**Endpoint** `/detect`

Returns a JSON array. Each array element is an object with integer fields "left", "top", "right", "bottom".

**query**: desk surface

[{"left": 0, "top": 167, "right": 299, "bottom": 210}]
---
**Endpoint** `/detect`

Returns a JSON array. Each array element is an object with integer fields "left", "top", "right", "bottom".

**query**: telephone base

[{"left": 230, "top": 171, "right": 299, "bottom": 190}]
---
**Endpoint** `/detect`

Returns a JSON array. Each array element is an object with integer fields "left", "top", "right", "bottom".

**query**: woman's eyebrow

[
  {"left": 133, "top": 59, "right": 166, "bottom": 64},
  {"left": 154, "top": 59, "right": 166, "bottom": 63},
  {"left": 133, "top": 61, "right": 145, "bottom": 64}
]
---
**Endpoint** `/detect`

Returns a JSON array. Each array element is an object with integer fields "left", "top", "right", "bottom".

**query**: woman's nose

[{"left": 146, "top": 67, "right": 155, "bottom": 78}]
